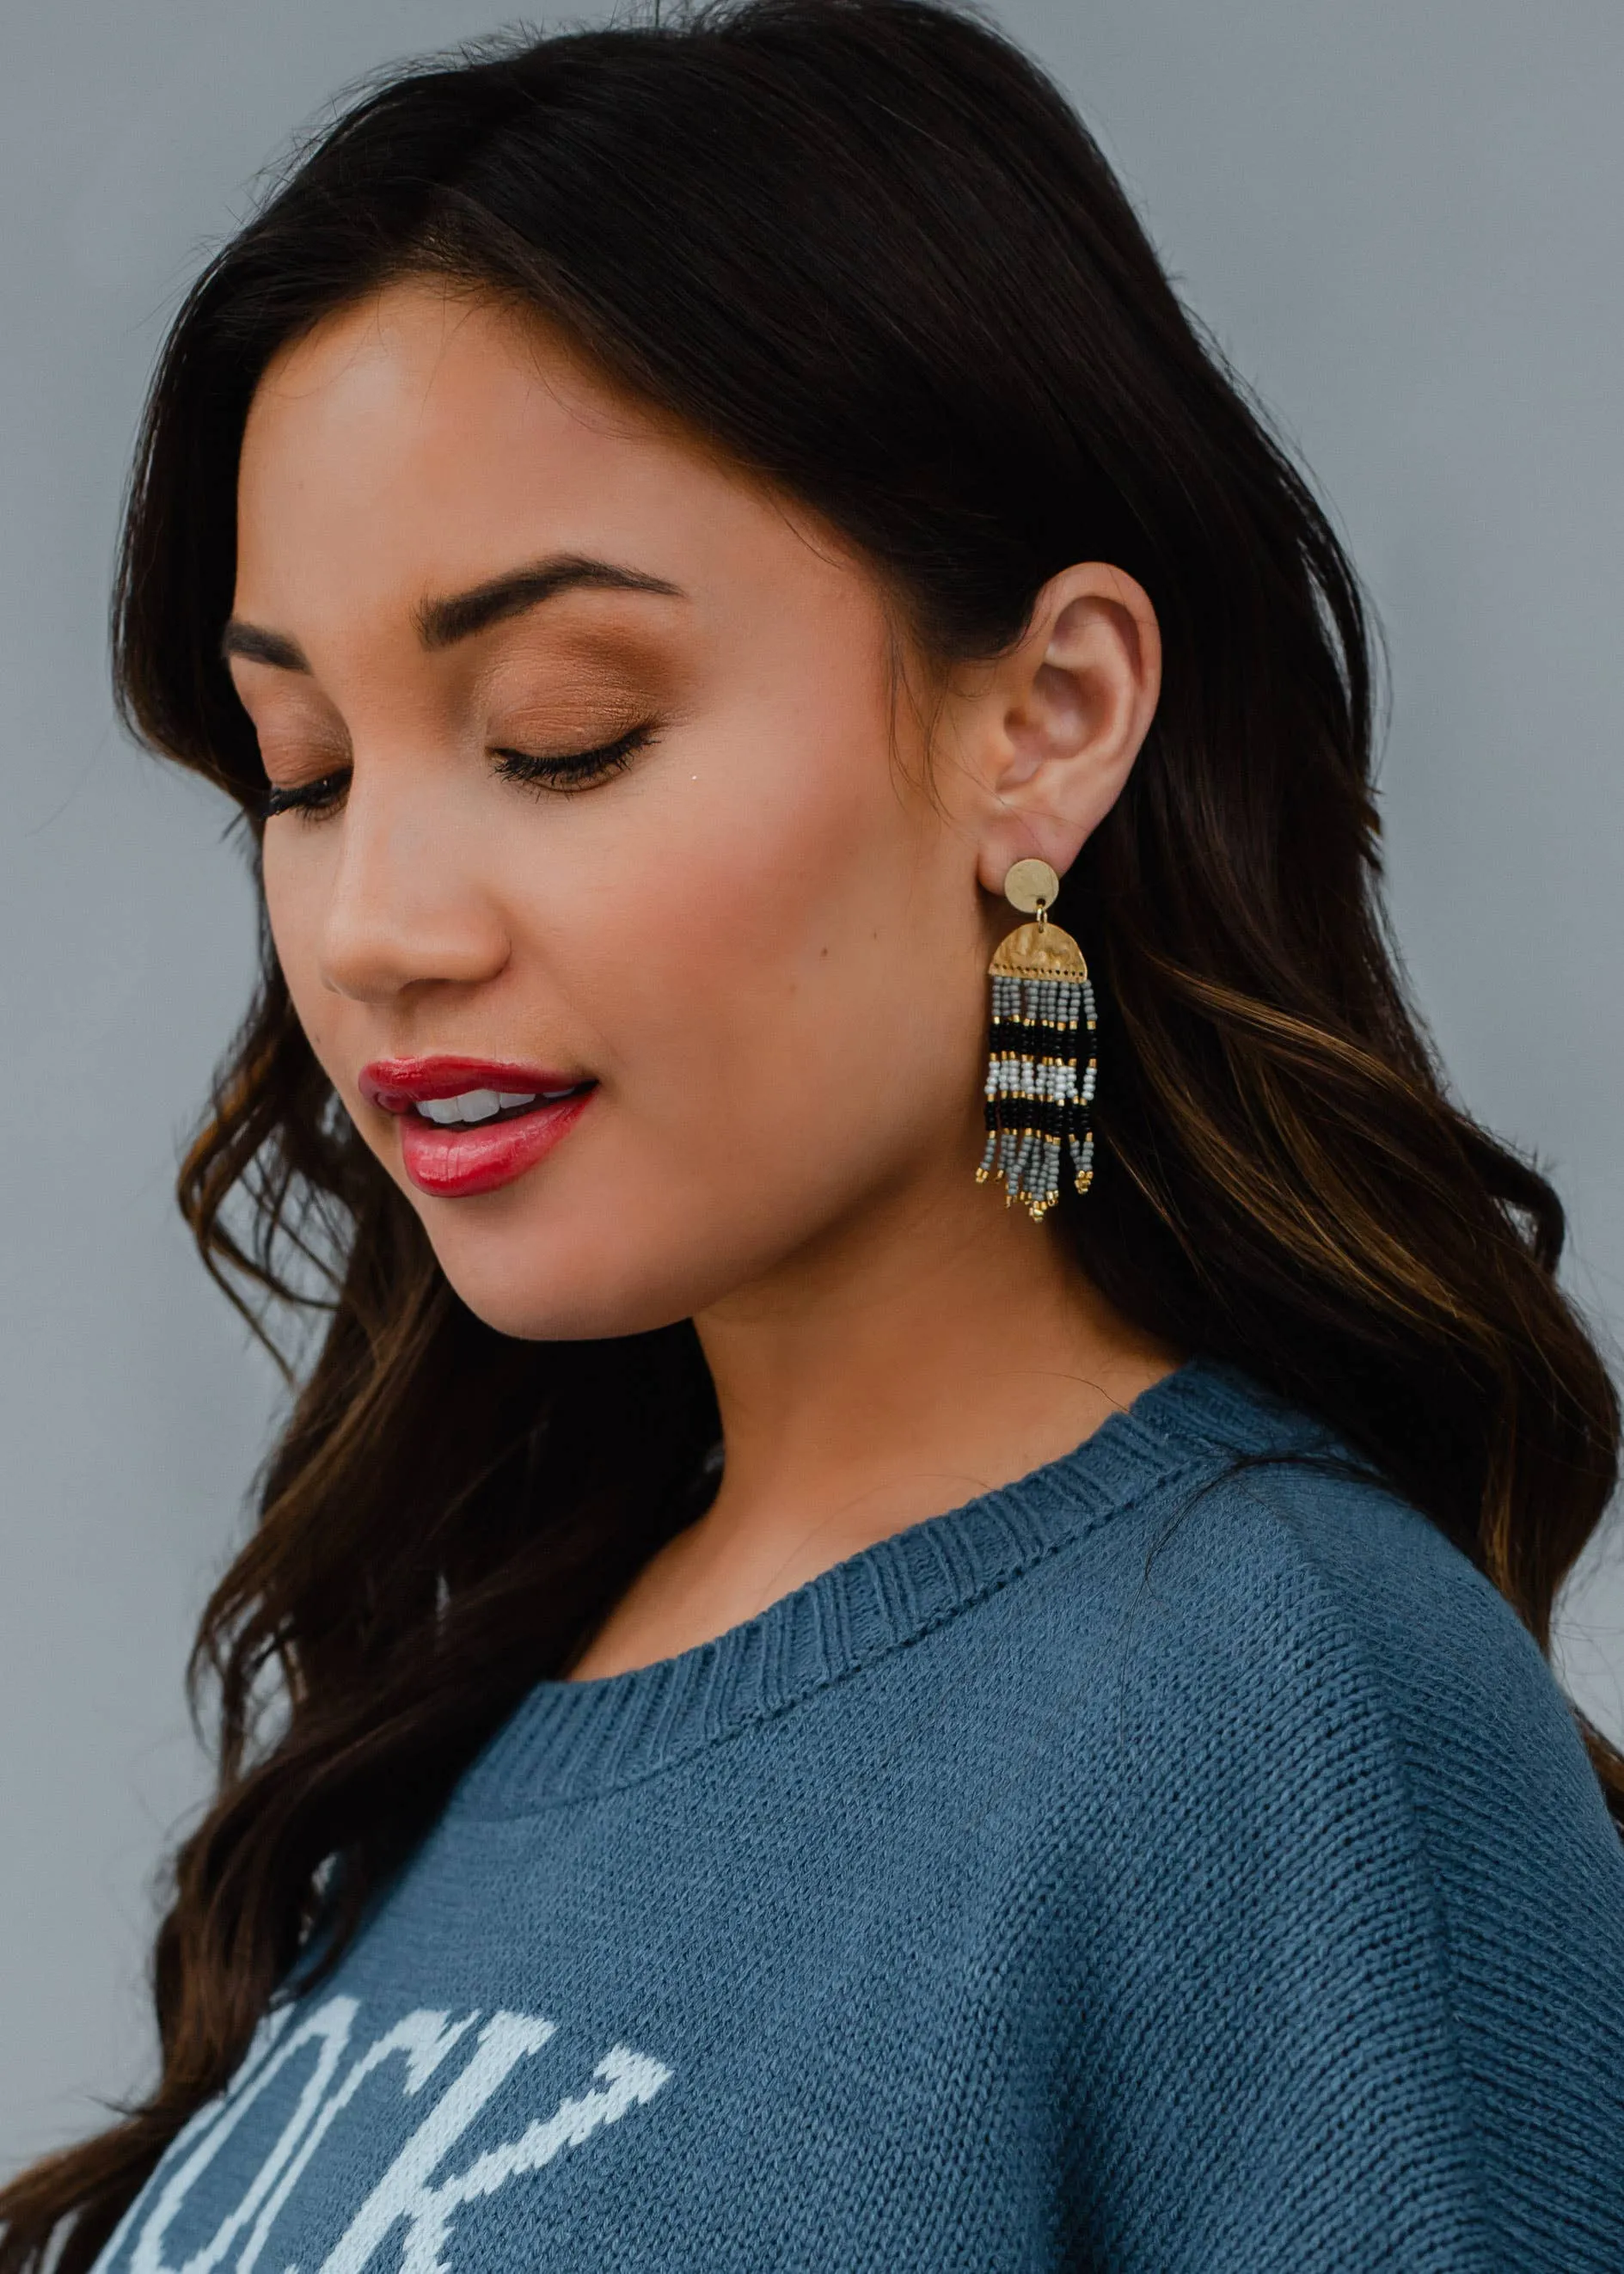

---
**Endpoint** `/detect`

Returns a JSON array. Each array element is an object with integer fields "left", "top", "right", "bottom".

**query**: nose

[{"left": 316, "top": 767, "right": 510, "bottom": 1004}]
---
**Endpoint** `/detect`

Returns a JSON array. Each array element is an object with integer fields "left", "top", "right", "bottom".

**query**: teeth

[
  {"left": 417, "top": 1087, "right": 538, "bottom": 1126},
  {"left": 413, "top": 1084, "right": 581, "bottom": 1126}
]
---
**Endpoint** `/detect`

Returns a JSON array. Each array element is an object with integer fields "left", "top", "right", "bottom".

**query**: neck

[{"left": 564, "top": 1155, "right": 1180, "bottom": 1679}]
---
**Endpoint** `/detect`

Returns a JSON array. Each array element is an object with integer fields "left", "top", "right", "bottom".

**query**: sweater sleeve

[{"left": 1049, "top": 1462, "right": 1624, "bottom": 2274}]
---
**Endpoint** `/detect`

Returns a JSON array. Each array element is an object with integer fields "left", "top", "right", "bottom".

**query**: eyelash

[
  {"left": 492, "top": 722, "right": 655, "bottom": 796},
  {"left": 258, "top": 725, "right": 655, "bottom": 822},
  {"left": 260, "top": 769, "right": 349, "bottom": 821}
]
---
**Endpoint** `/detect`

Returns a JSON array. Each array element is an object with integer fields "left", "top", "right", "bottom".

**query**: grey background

[{"left": 3, "top": 0, "right": 1621, "bottom": 2167}]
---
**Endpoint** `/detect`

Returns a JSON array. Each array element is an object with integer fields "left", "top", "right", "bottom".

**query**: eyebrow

[
  {"left": 419, "top": 554, "right": 684, "bottom": 648},
  {"left": 220, "top": 621, "right": 309, "bottom": 671},
  {"left": 219, "top": 553, "right": 685, "bottom": 672}
]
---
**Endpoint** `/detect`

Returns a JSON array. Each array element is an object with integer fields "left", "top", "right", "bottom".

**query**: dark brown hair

[{"left": 5, "top": 1, "right": 1618, "bottom": 2263}]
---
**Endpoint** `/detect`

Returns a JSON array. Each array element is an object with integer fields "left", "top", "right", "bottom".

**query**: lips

[{"left": 359, "top": 1057, "right": 596, "bottom": 1198}]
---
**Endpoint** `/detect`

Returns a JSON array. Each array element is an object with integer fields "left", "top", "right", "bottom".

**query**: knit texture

[{"left": 95, "top": 1359, "right": 1624, "bottom": 2271}]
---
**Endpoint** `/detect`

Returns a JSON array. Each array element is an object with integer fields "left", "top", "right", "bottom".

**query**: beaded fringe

[{"left": 975, "top": 972, "right": 1098, "bottom": 1220}]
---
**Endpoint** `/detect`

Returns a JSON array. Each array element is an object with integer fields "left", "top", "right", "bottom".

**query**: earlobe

[{"left": 972, "top": 563, "right": 1161, "bottom": 896}]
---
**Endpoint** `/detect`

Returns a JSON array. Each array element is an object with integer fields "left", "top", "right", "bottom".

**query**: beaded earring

[{"left": 975, "top": 857, "right": 1097, "bottom": 1221}]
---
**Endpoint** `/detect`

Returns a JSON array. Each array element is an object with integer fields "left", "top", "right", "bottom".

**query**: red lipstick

[{"left": 360, "top": 1057, "right": 596, "bottom": 1199}]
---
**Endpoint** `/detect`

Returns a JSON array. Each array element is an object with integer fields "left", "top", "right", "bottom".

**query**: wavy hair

[{"left": 4, "top": 2, "right": 1618, "bottom": 2265}]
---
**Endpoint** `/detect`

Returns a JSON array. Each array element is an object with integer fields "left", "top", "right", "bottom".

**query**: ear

[{"left": 946, "top": 563, "right": 1161, "bottom": 898}]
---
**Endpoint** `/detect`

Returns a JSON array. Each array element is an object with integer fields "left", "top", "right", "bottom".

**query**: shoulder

[
  {"left": 1014, "top": 1365, "right": 1624, "bottom": 2269},
  {"left": 1100, "top": 1422, "right": 1544, "bottom": 1741},
  {"left": 1000, "top": 1357, "right": 1624, "bottom": 2020},
  {"left": 1051, "top": 1364, "right": 1619, "bottom": 1864},
  {"left": 1036, "top": 1359, "right": 1604, "bottom": 1842},
  {"left": 1090, "top": 1386, "right": 1624, "bottom": 1959}
]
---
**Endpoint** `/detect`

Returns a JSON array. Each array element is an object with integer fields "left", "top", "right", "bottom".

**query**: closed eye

[
  {"left": 258, "top": 723, "right": 656, "bottom": 822},
  {"left": 261, "top": 768, "right": 351, "bottom": 821},
  {"left": 491, "top": 721, "right": 656, "bottom": 794}
]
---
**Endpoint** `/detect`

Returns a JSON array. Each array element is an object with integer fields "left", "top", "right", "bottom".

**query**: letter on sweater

[
  {"left": 315, "top": 2021, "right": 671, "bottom": 2274},
  {"left": 236, "top": 2010, "right": 481, "bottom": 2274},
  {"left": 132, "top": 1997, "right": 360, "bottom": 2274}
]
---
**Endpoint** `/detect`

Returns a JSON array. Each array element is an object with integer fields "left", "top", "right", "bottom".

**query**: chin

[
  {"left": 412, "top": 1192, "right": 774, "bottom": 1343},
  {"left": 388, "top": 1107, "right": 903, "bottom": 1342}
]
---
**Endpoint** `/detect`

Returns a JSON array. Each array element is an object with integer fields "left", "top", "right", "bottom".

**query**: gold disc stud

[{"left": 1002, "top": 857, "right": 1060, "bottom": 915}]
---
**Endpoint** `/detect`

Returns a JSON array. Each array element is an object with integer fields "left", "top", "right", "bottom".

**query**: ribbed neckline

[{"left": 448, "top": 1356, "right": 1323, "bottom": 1817}]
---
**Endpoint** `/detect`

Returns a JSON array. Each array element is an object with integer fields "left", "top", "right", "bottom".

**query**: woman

[{"left": 4, "top": 0, "right": 1621, "bottom": 2265}]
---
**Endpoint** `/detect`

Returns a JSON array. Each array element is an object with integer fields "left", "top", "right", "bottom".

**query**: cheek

[
  {"left": 261, "top": 831, "right": 344, "bottom": 1073},
  {"left": 536, "top": 690, "right": 986, "bottom": 1217},
  {"left": 452, "top": 758, "right": 989, "bottom": 1339}
]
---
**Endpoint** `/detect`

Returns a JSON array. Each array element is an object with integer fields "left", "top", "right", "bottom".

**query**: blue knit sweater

[{"left": 96, "top": 1360, "right": 1624, "bottom": 2271}]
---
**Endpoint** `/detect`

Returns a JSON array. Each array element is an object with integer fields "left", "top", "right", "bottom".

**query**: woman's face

[{"left": 231, "top": 280, "right": 1001, "bottom": 1338}]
